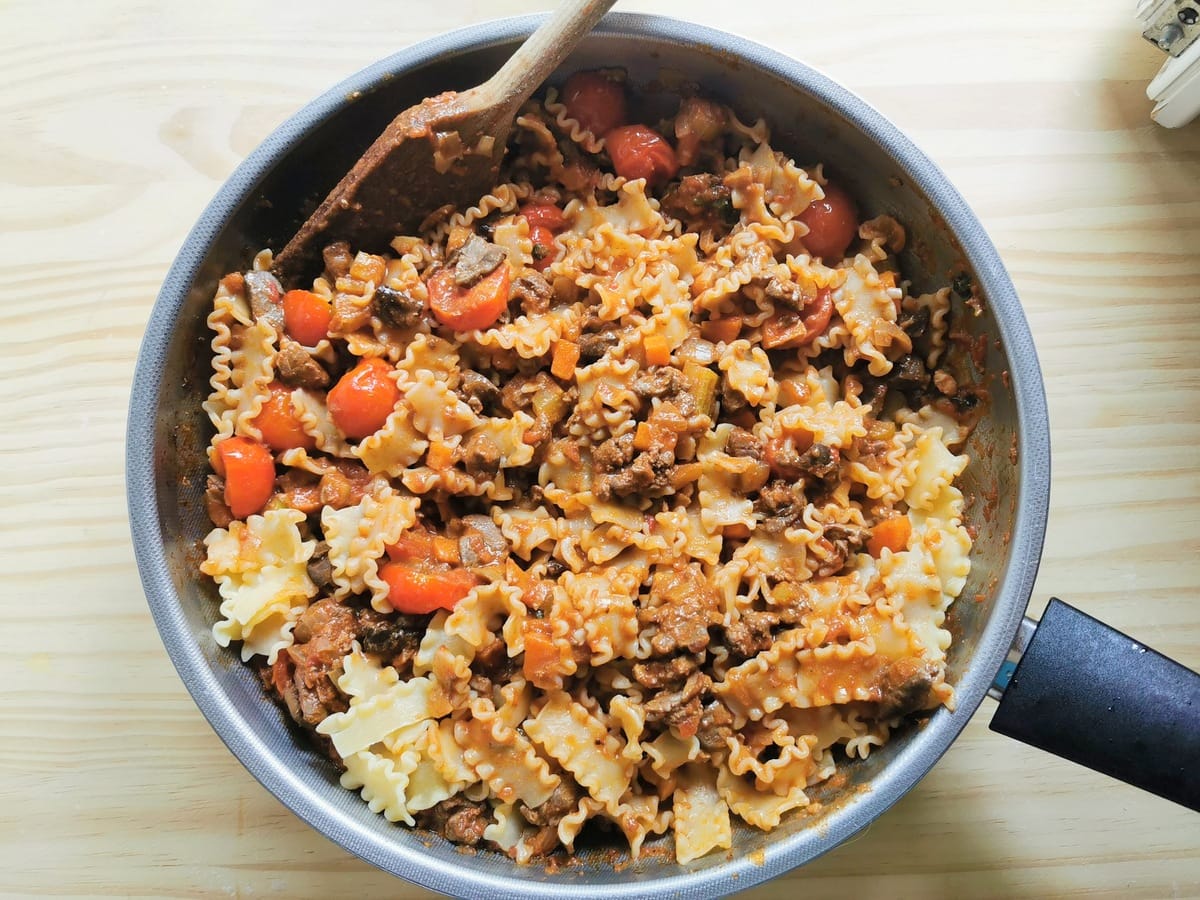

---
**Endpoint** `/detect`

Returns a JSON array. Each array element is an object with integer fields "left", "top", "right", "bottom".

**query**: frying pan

[{"left": 125, "top": 13, "right": 1200, "bottom": 899}]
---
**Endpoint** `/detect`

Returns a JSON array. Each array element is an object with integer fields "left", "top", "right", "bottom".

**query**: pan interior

[{"left": 129, "top": 14, "right": 1048, "bottom": 899}]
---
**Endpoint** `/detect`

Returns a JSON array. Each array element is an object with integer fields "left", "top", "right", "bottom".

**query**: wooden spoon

[{"left": 273, "top": 0, "right": 616, "bottom": 285}]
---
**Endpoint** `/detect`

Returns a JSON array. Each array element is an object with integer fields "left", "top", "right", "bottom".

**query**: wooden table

[{"left": 3, "top": 1, "right": 1197, "bottom": 896}]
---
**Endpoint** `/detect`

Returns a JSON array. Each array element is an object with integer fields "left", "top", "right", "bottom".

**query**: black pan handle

[{"left": 989, "top": 597, "right": 1200, "bottom": 812}]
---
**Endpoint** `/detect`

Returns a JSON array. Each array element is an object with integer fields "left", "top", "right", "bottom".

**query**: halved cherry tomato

[
  {"left": 605, "top": 124, "right": 679, "bottom": 187},
  {"left": 519, "top": 202, "right": 567, "bottom": 232},
  {"left": 253, "top": 381, "right": 316, "bottom": 451},
  {"left": 282, "top": 289, "right": 332, "bottom": 346},
  {"left": 798, "top": 182, "right": 859, "bottom": 261},
  {"left": 428, "top": 264, "right": 511, "bottom": 331},
  {"left": 380, "top": 560, "right": 477, "bottom": 614},
  {"left": 529, "top": 224, "right": 557, "bottom": 272},
  {"left": 215, "top": 436, "right": 276, "bottom": 519},
  {"left": 761, "top": 288, "right": 835, "bottom": 349},
  {"left": 561, "top": 71, "right": 627, "bottom": 137},
  {"left": 327, "top": 357, "right": 399, "bottom": 439}
]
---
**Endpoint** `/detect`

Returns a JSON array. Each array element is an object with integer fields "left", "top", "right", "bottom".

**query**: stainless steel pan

[{"left": 126, "top": 13, "right": 1199, "bottom": 899}]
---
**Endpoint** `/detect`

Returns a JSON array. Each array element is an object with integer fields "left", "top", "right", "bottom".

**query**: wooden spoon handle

[{"left": 481, "top": 0, "right": 617, "bottom": 112}]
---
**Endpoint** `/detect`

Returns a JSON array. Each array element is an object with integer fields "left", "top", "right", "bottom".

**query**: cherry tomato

[
  {"left": 605, "top": 125, "right": 679, "bottom": 187},
  {"left": 761, "top": 288, "right": 835, "bottom": 350},
  {"left": 282, "top": 289, "right": 332, "bottom": 346},
  {"left": 798, "top": 182, "right": 859, "bottom": 261},
  {"left": 519, "top": 202, "right": 567, "bottom": 232},
  {"left": 327, "top": 357, "right": 400, "bottom": 439},
  {"left": 561, "top": 71, "right": 627, "bottom": 137},
  {"left": 380, "top": 560, "right": 477, "bottom": 614},
  {"left": 428, "top": 264, "right": 511, "bottom": 332},
  {"left": 252, "top": 381, "right": 317, "bottom": 451},
  {"left": 529, "top": 224, "right": 557, "bottom": 272},
  {"left": 215, "top": 437, "right": 276, "bottom": 519}
]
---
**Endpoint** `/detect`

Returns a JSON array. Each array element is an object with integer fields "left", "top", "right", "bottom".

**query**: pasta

[{"left": 197, "top": 70, "right": 980, "bottom": 865}]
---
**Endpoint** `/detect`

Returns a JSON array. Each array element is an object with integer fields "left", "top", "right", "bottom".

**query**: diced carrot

[
  {"left": 426, "top": 441, "right": 454, "bottom": 470},
  {"left": 868, "top": 516, "right": 912, "bottom": 558},
  {"left": 633, "top": 422, "right": 654, "bottom": 451},
  {"left": 433, "top": 535, "right": 461, "bottom": 565},
  {"left": 643, "top": 333, "right": 671, "bottom": 367},
  {"left": 551, "top": 340, "right": 581, "bottom": 380},
  {"left": 522, "top": 619, "right": 561, "bottom": 687},
  {"left": 700, "top": 316, "right": 742, "bottom": 344}
]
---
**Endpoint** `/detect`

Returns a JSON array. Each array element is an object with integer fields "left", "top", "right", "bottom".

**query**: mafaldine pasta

[{"left": 198, "top": 71, "right": 978, "bottom": 864}]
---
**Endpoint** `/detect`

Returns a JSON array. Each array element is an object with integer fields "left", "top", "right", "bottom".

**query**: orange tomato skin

[
  {"left": 282, "top": 290, "right": 332, "bottom": 346},
  {"left": 380, "top": 561, "right": 477, "bottom": 614},
  {"left": 428, "top": 264, "right": 510, "bottom": 332},
  {"left": 761, "top": 288, "right": 835, "bottom": 350},
  {"left": 798, "top": 182, "right": 859, "bottom": 261},
  {"left": 327, "top": 357, "right": 400, "bottom": 439},
  {"left": 529, "top": 224, "right": 557, "bottom": 272},
  {"left": 253, "top": 382, "right": 316, "bottom": 451},
  {"left": 605, "top": 125, "right": 679, "bottom": 187},
  {"left": 561, "top": 71, "right": 627, "bottom": 137},
  {"left": 519, "top": 203, "right": 567, "bottom": 232},
  {"left": 216, "top": 437, "right": 276, "bottom": 519}
]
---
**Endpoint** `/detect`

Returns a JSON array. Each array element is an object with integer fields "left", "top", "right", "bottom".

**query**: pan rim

[{"left": 126, "top": 11, "right": 1051, "bottom": 899}]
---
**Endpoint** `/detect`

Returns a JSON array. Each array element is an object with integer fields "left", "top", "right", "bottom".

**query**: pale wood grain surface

[{"left": 2, "top": 1, "right": 1198, "bottom": 897}]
